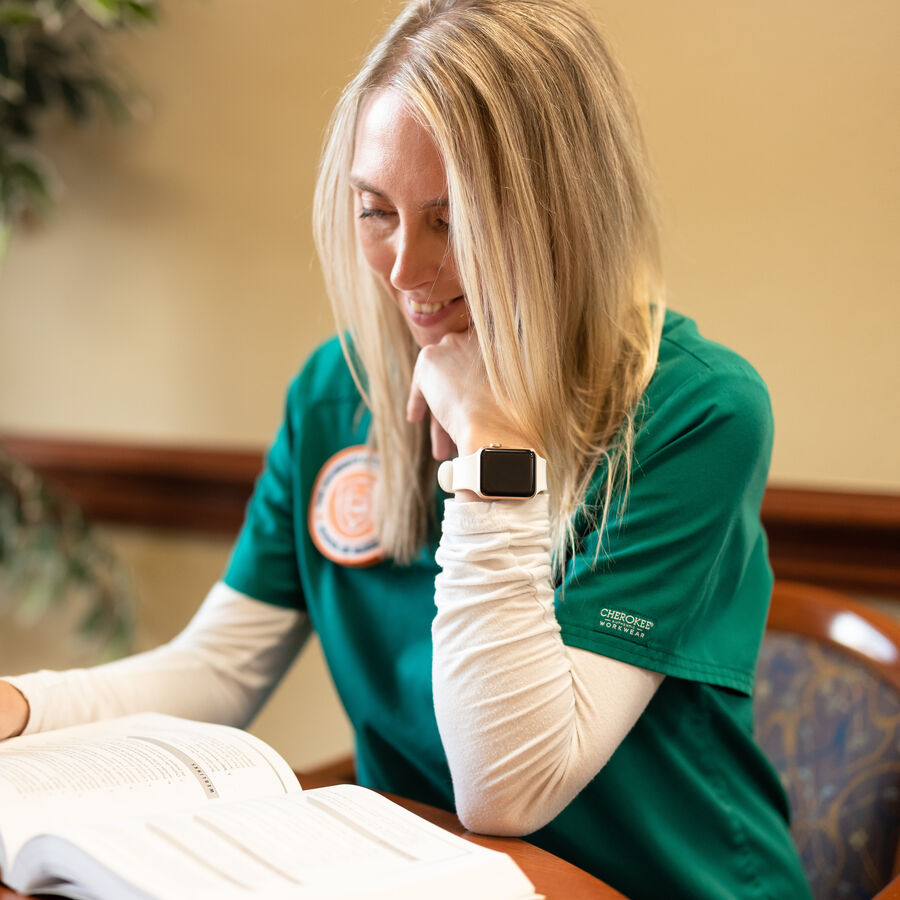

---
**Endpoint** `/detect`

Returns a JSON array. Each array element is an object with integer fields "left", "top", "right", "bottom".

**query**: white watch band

[{"left": 437, "top": 447, "right": 548, "bottom": 498}]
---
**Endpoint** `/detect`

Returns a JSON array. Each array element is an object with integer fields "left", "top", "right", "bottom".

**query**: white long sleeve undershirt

[
  {"left": 432, "top": 495, "right": 663, "bottom": 836},
  {"left": 5, "top": 495, "right": 662, "bottom": 839},
  {"left": 4, "top": 583, "right": 309, "bottom": 736}
]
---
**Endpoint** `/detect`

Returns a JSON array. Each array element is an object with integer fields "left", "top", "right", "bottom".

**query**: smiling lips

[{"left": 407, "top": 295, "right": 464, "bottom": 316}]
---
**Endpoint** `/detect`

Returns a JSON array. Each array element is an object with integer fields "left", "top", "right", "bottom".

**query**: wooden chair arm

[
  {"left": 874, "top": 874, "right": 900, "bottom": 900},
  {"left": 294, "top": 754, "right": 356, "bottom": 791}
]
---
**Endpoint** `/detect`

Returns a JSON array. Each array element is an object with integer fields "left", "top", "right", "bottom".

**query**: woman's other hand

[
  {"left": 0, "top": 680, "right": 29, "bottom": 740},
  {"left": 406, "top": 331, "right": 530, "bottom": 460}
]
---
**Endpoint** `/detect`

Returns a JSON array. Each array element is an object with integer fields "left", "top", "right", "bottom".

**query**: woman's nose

[{"left": 390, "top": 224, "right": 445, "bottom": 293}]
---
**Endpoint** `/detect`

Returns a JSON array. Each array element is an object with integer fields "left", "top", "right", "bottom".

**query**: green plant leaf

[
  {"left": 30, "top": 36, "right": 70, "bottom": 62},
  {"left": 1, "top": 152, "right": 53, "bottom": 221},
  {"left": 23, "top": 65, "right": 46, "bottom": 106},
  {"left": 59, "top": 76, "right": 87, "bottom": 119},
  {"left": 125, "top": 3, "right": 155, "bottom": 24},
  {"left": 0, "top": 0, "right": 157, "bottom": 232},
  {"left": 0, "top": 4, "right": 41, "bottom": 27},
  {"left": 0, "top": 35, "right": 10, "bottom": 79},
  {"left": 81, "top": 74, "right": 128, "bottom": 122},
  {"left": 76, "top": 0, "right": 120, "bottom": 27},
  {"left": 0, "top": 448, "right": 135, "bottom": 660}
]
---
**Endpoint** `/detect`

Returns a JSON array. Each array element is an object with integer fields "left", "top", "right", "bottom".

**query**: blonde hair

[{"left": 314, "top": 0, "right": 664, "bottom": 569}]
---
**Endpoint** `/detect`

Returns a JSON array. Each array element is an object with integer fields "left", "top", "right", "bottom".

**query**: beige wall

[
  {"left": 1, "top": 1, "right": 897, "bottom": 763},
  {"left": 0, "top": 0, "right": 897, "bottom": 485}
]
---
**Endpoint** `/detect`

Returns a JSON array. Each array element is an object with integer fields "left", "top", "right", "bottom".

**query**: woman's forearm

[{"left": 432, "top": 495, "right": 662, "bottom": 836}]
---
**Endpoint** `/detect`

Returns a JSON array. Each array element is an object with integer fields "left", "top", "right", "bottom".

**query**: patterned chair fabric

[{"left": 755, "top": 632, "right": 900, "bottom": 900}]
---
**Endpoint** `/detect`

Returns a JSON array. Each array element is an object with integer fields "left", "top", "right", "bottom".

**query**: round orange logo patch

[{"left": 309, "top": 446, "right": 384, "bottom": 567}]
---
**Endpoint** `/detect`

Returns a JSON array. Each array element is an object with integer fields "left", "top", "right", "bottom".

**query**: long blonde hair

[{"left": 314, "top": 0, "right": 664, "bottom": 569}]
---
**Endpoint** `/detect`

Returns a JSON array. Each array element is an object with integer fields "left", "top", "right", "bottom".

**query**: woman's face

[{"left": 351, "top": 90, "right": 470, "bottom": 347}]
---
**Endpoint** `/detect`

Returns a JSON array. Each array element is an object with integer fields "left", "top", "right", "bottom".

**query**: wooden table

[{"left": 1, "top": 774, "right": 627, "bottom": 900}]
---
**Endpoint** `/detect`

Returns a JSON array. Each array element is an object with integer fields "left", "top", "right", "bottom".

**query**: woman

[{"left": 1, "top": 1, "right": 811, "bottom": 897}]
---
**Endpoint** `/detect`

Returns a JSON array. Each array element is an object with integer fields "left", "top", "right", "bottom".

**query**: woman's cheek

[{"left": 357, "top": 230, "right": 394, "bottom": 287}]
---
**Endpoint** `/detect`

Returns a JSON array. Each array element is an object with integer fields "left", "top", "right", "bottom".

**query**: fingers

[
  {"left": 406, "top": 332, "right": 487, "bottom": 456},
  {"left": 430, "top": 416, "right": 456, "bottom": 461},
  {"left": 406, "top": 342, "right": 461, "bottom": 459},
  {"left": 406, "top": 342, "right": 439, "bottom": 424},
  {"left": 406, "top": 379, "right": 428, "bottom": 424}
]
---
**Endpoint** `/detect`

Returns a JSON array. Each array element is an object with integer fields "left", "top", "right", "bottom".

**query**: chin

[{"left": 409, "top": 320, "right": 470, "bottom": 347}]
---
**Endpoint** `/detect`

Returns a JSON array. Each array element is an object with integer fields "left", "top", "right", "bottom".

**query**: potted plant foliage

[{"left": 1, "top": 0, "right": 158, "bottom": 660}]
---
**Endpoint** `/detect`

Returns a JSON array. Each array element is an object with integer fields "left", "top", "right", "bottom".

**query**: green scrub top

[{"left": 224, "top": 310, "right": 811, "bottom": 900}]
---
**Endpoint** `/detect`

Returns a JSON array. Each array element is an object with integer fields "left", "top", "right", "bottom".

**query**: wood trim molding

[
  {"left": 1, "top": 434, "right": 262, "bottom": 534},
  {"left": 761, "top": 486, "right": 900, "bottom": 597},
  {"left": 3, "top": 433, "right": 898, "bottom": 596}
]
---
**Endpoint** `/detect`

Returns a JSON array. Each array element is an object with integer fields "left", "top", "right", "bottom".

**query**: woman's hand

[
  {"left": 406, "top": 332, "right": 530, "bottom": 460},
  {"left": 0, "top": 680, "right": 29, "bottom": 740}
]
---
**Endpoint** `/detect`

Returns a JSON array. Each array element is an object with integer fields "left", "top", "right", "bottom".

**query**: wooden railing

[{"left": 3, "top": 434, "right": 898, "bottom": 597}]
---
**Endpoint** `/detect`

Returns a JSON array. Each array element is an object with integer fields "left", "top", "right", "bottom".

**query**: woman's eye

[{"left": 358, "top": 208, "right": 392, "bottom": 220}]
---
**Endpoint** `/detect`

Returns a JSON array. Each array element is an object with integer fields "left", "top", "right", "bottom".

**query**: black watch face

[{"left": 480, "top": 449, "right": 536, "bottom": 498}]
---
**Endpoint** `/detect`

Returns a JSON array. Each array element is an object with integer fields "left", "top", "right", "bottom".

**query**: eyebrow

[{"left": 349, "top": 176, "right": 449, "bottom": 210}]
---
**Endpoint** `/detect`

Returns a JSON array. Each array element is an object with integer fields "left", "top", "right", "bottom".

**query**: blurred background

[{"left": 0, "top": 0, "right": 897, "bottom": 768}]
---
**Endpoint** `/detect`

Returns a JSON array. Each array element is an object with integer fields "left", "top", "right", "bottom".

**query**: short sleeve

[
  {"left": 223, "top": 375, "right": 305, "bottom": 610},
  {"left": 555, "top": 364, "right": 774, "bottom": 695}
]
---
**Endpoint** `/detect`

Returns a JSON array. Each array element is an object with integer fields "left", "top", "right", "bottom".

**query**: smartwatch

[{"left": 437, "top": 444, "right": 548, "bottom": 499}]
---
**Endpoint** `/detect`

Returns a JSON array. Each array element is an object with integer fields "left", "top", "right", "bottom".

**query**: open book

[{"left": 0, "top": 713, "right": 540, "bottom": 900}]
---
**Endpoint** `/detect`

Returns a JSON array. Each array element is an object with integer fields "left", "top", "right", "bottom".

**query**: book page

[
  {"left": 11, "top": 785, "right": 540, "bottom": 900},
  {"left": 0, "top": 714, "right": 299, "bottom": 867}
]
